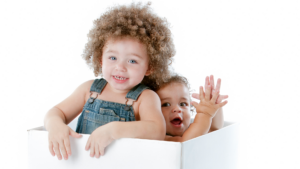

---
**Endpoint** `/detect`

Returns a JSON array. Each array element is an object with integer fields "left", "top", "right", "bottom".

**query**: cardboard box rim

[{"left": 28, "top": 120, "right": 239, "bottom": 169}]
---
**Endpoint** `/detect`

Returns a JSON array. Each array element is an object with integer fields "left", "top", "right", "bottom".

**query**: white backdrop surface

[{"left": 0, "top": 0, "right": 299, "bottom": 168}]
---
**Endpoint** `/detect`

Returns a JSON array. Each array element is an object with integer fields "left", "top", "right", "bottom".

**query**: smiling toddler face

[
  {"left": 156, "top": 82, "right": 191, "bottom": 136},
  {"left": 101, "top": 37, "right": 151, "bottom": 93}
]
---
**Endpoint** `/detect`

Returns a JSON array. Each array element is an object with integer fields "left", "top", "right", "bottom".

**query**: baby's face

[{"left": 156, "top": 83, "right": 191, "bottom": 136}]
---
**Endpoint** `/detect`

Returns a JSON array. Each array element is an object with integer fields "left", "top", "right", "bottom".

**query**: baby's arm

[
  {"left": 192, "top": 75, "right": 228, "bottom": 132},
  {"left": 85, "top": 89, "right": 166, "bottom": 158},
  {"left": 44, "top": 80, "right": 93, "bottom": 160},
  {"left": 166, "top": 78, "right": 227, "bottom": 142}
]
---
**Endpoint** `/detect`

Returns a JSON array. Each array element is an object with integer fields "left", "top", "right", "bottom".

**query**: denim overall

[{"left": 76, "top": 78, "right": 149, "bottom": 134}]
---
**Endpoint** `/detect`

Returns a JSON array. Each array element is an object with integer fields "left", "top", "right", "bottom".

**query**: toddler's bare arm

[
  {"left": 44, "top": 80, "right": 93, "bottom": 160},
  {"left": 85, "top": 89, "right": 166, "bottom": 157}
]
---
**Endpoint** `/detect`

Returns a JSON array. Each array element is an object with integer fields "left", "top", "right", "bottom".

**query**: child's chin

[{"left": 168, "top": 130, "right": 184, "bottom": 137}]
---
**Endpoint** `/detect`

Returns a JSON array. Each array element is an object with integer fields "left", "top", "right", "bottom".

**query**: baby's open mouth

[{"left": 171, "top": 117, "right": 182, "bottom": 126}]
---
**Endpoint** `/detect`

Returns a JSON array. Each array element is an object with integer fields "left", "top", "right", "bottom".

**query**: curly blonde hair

[{"left": 83, "top": 2, "right": 175, "bottom": 90}]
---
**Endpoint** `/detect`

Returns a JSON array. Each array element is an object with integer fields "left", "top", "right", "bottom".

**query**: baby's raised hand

[
  {"left": 48, "top": 122, "right": 82, "bottom": 160},
  {"left": 85, "top": 123, "right": 115, "bottom": 158},
  {"left": 191, "top": 81, "right": 227, "bottom": 118},
  {"left": 192, "top": 75, "right": 228, "bottom": 104}
]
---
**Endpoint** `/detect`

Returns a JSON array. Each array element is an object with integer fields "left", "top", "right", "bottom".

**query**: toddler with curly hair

[
  {"left": 44, "top": 2, "right": 175, "bottom": 160},
  {"left": 155, "top": 74, "right": 228, "bottom": 142}
]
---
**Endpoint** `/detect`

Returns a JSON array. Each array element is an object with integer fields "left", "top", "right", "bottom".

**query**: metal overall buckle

[{"left": 88, "top": 92, "right": 98, "bottom": 104}]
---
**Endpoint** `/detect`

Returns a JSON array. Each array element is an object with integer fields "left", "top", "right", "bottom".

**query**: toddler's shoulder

[
  {"left": 78, "top": 79, "right": 94, "bottom": 88},
  {"left": 139, "top": 89, "right": 160, "bottom": 102},
  {"left": 74, "top": 79, "right": 96, "bottom": 94}
]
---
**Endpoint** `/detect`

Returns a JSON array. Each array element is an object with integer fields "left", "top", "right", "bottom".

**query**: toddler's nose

[{"left": 116, "top": 62, "right": 126, "bottom": 72}]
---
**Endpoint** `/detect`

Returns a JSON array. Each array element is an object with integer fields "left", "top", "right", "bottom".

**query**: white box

[{"left": 28, "top": 120, "right": 239, "bottom": 169}]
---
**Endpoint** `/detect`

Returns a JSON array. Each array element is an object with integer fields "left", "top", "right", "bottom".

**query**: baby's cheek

[
  {"left": 183, "top": 119, "right": 190, "bottom": 130},
  {"left": 161, "top": 110, "right": 169, "bottom": 120}
]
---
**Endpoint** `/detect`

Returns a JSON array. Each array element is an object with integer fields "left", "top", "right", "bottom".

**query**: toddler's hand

[
  {"left": 48, "top": 122, "right": 82, "bottom": 160},
  {"left": 191, "top": 83, "right": 227, "bottom": 118},
  {"left": 85, "top": 123, "right": 115, "bottom": 158}
]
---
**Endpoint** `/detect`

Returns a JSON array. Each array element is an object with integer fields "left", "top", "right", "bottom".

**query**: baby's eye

[
  {"left": 109, "top": 56, "right": 117, "bottom": 60},
  {"left": 129, "top": 60, "right": 137, "bottom": 64},
  {"left": 180, "top": 102, "right": 188, "bottom": 106},
  {"left": 162, "top": 102, "right": 171, "bottom": 107}
]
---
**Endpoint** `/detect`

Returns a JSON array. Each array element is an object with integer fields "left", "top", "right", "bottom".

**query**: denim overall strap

[
  {"left": 90, "top": 78, "right": 107, "bottom": 93},
  {"left": 125, "top": 83, "right": 149, "bottom": 100}
]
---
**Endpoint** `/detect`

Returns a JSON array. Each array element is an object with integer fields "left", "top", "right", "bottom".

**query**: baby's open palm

[
  {"left": 192, "top": 85, "right": 227, "bottom": 118},
  {"left": 192, "top": 75, "right": 228, "bottom": 104},
  {"left": 191, "top": 75, "right": 228, "bottom": 118}
]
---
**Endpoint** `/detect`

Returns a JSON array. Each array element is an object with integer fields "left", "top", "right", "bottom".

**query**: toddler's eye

[
  {"left": 162, "top": 102, "right": 171, "bottom": 107},
  {"left": 109, "top": 56, "right": 116, "bottom": 60},
  {"left": 129, "top": 60, "right": 137, "bottom": 64},
  {"left": 180, "top": 102, "right": 188, "bottom": 106}
]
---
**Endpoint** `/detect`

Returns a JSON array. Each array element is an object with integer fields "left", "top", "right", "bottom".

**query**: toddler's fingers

[
  {"left": 53, "top": 142, "right": 62, "bottom": 160},
  {"left": 59, "top": 140, "right": 68, "bottom": 160},
  {"left": 99, "top": 146, "right": 105, "bottom": 156},
  {"left": 64, "top": 138, "right": 72, "bottom": 156},
  {"left": 95, "top": 143, "right": 100, "bottom": 158},
  {"left": 48, "top": 141, "right": 55, "bottom": 156},
  {"left": 85, "top": 137, "right": 91, "bottom": 150},
  {"left": 90, "top": 141, "right": 95, "bottom": 157},
  {"left": 192, "top": 93, "right": 200, "bottom": 100},
  {"left": 69, "top": 129, "right": 82, "bottom": 138}
]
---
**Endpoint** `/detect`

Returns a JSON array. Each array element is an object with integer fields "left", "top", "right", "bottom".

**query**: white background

[{"left": 1, "top": 0, "right": 299, "bottom": 168}]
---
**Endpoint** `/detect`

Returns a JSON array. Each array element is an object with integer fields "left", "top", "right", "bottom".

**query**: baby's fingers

[
  {"left": 205, "top": 85, "right": 211, "bottom": 100},
  {"left": 216, "top": 95, "right": 228, "bottom": 104},
  {"left": 215, "top": 78, "right": 221, "bottom": 92},
  {"left": 211, "top": 89, "right": 220, "bottom": 103},
  {"left": 192, "top": 93, "right": 200, "bottom": 100},
  {"left": 210, "top": 75, "right": 215, "bottom": 91},
  {"left": 217, "top": 100, "right": 228, "bottom": 108},
  {"left": 190, "top": 101, "right": 199, "bottom": 108},
  {"left": 199, "top": 86, "right": 205, "bottom": 100}
]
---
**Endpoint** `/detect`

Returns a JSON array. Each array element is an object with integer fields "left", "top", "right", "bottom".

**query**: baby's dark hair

[
  {"left": 155, "top": 74, "right": 191, "bottom": 92},
  {"left": 83, "top": 2, "right": 175, "bottom": 90},
  {"left": 156, "top": 74, "right": 195, "bottom": 114}
]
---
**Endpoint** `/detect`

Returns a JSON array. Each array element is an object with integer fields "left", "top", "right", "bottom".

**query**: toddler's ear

[{"left": 145, "top": 68, "right": 153, "bottom": 76}]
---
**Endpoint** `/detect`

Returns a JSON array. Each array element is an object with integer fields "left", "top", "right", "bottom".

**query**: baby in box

[{"left": 156, "top": 74, "right": 228, "bottom": 142}]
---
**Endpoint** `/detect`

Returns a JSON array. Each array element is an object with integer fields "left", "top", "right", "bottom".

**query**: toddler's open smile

[{"left": 112, "top": 75, "right": 129, "bottom": 83}]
